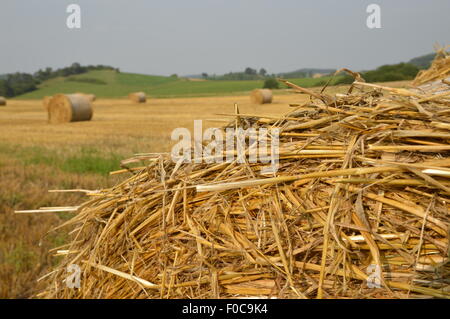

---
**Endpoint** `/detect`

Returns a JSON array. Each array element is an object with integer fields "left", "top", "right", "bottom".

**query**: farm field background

[
  {"left": 16, "top": 69, "right": 351, "bottom": 99},
  {"left": 0, "top": 81, "right": 411, "bottom": 298}
]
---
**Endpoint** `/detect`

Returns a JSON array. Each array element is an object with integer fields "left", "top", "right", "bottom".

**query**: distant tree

[
  {"left": 362, "top": 63, "right": 419, "bottom": 82},
  {"left": 0, "top": 79, "right": 8, "bottom": 96},
  {"left": 409, "top": 53, "right": 436, "bottom": 69},
  {"left": 170, "top": 74, "right": 178, "bottom": 78},
  {"left": 244, "top": 67, "right": 257, "bottom": 75},
  {"left": 259, "top": 68, "right": 267, "bottom": 77},
  {"left": 0, "top": 63, "right": 117, "bottom": 98},
  {"left": 201, "top": 72, "right": 208, "bottom": 79},
  {"left": 33, "top": 67, "right": 54, "bottom": 82},
  {"left": 59, "top": 62, "right": 86, "bottom": 76},
  {"left": 71, "top": 62, "right": 82, "bottom": 74},
  {"left": 5, "top": 73, "right": 37, "bottom": 97},
  {"left": 263, "top": 78, "right": 279, "bottom": 89}
]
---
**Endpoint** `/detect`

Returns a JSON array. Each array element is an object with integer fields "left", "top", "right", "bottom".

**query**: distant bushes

[
  {"left": 326, "top": 63, "right": 420, "bottom": 86},
  {"left": 263, "top": 78, "right": 279, "bottom": 89},
  {"left": 362, "top": 63, "right": 419, "bottom": 82},
  {"left": 0, "top": 73, "right": 37, "bottom": 98},
  {"left": 33, "top": 63, "right": 118, "bottom": 83},
  {"left": 206, "top": 67, "right": 275, "bottom": 81},
  {"left": 408, "top": 53, "right": 435, "bottom": 69}
]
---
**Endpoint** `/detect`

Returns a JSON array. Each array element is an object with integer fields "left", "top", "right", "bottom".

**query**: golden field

[{"left": 0, "top": 82, "right": 411, "bottom": 298}]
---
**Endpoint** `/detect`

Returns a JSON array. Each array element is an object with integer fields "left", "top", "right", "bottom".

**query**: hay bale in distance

[
  {"left": 48, "top": 94, "right": 93, "bottom": 124},
  {"left": 128, "top": 92, "right": 146, "bottom": 103},
  {"left": 251, "top": 89, "right": 272, "bottom": 104},
  {"left": 0, "top": 96, "right": 6, "bottom": 106}
]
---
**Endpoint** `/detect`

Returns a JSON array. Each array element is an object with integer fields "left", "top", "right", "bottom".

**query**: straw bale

[
  {"left": 251, "top": 89, "right": 272, "bottom": 104},
  {"left": 129, "top": 92, "right": 146, "bottom": 103},
  {"left": 48, "top": 94, "right": 93, "bottom": 124}
]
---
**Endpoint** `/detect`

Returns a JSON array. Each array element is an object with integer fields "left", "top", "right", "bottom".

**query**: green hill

[
  {"left": 16, "top": 70, "right": 348, "bottom": 99},
  {"left": 18, "top": 70, "right": 177, "bottom": 99}
]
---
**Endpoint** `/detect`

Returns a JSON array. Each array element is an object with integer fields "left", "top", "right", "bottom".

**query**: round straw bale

[
  {"left": 48, "top": 94, "right": 93, "bottom": 124},
  {"left": 0, "top": 96, "right": 6, "bottom": 106},
  {"left": 128, "top": 92, "right": 146, "bottom": 103},
  {"left": 250, "top": 89, "right": 272, "bottom": 104}
]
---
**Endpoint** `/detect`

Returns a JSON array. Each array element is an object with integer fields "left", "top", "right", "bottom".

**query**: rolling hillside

[{"left": 16, "top": 70, "right": 348, "bottom": 99}]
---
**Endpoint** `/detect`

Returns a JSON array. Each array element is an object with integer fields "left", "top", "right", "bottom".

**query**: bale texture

[
  {"left": 0, "top": 97, "right": 6, "bottom": 106},
  {"left": 251, "top": 89, "right": 272, "bottom": 104},
  {"left": 48, "top": 94, "right": 93, "bottom": 124},
  {"left": 129, "top": 92, "right": 146, "bottom": 103}
]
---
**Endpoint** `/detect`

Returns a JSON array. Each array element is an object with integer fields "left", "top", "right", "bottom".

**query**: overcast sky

[{"left": 0, "top": 0, "right": 449, "bottom": 76}]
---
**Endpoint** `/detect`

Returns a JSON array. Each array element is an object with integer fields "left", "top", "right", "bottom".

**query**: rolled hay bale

[
  {"left": 48, "top": 94, "right": 93, "bottom": 124},
  {"left": 0, "top": 96, "right": 6, "bottom": 106},
  {"left": 128, "top": 92, "right": 146, "bottom": 103},
  {"left": 250, "top": 89, "right": 272, "bottom": 104},
  {"left": 42, "top": 96, "right": 52, "bottom": 111}
]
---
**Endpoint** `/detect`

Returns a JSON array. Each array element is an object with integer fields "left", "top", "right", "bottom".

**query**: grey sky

[{"left": 0, "top": 0, "right": 449, "bottom": 76}]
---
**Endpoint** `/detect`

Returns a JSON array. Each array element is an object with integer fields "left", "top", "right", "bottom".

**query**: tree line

[
  {"left": 0, "top": 63, "right": 118, "bottom": 98},
  {"left": 201, "top": 67, "right": 275, "bottom": 81},
  {"left": 201, "top": 62, "right": 420, "bottom": 85}
]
